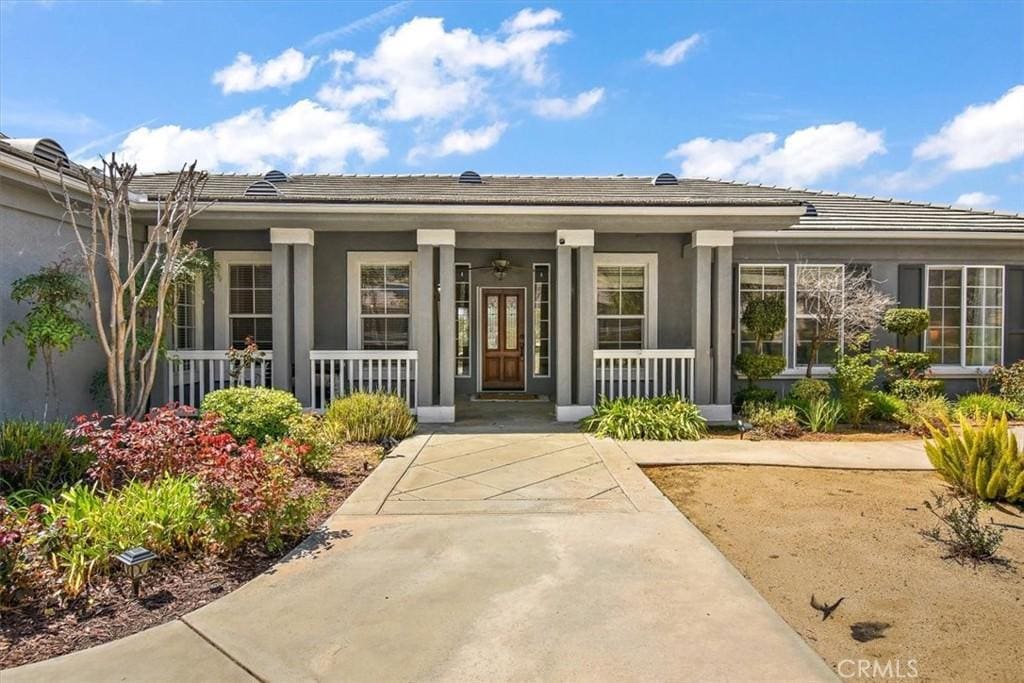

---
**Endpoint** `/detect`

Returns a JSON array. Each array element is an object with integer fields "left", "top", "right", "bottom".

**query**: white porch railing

[
  {"left": 593, "top": 349, "right": 696, "bottom": 403},
  {"left": 165, "top": 350, "right": 273, "bottom": 407},
  {"left": 309, "top": 350, "right": 418, "bottom": 411}
]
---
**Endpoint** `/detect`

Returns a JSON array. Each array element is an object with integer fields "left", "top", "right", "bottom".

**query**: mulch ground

[{"left": 0, "top": 443, "right": 381, "bottom": 669}]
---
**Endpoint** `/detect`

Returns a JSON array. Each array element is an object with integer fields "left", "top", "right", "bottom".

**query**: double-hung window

[
  {"left": 736, "top": 265, "right": 787, "bottom": 356},
  {"left": 359, "top": 264, "right": 410, "bottom": 349},
  {"left": 925, "top": 266, "right": 1003, "bottom": 367},
  {"left": 594, "top": 254, "right": 658, "bottom": 350},
  {"left": 173, "top": 276, "right": 200, "bottom": 350},
  {"left": 794, "top": 264, "right": 843, "bottom": 366},
  {"left": 214, "top": 252, "right": 272, "bottom": 350}
]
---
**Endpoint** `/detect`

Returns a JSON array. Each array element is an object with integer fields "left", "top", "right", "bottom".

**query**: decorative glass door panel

[{"left": 481, "top": 289, "right": 525, "bottom": 390}]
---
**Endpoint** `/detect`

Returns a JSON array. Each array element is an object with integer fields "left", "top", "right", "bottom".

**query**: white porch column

[
  {"left": 270, "top": 238, "right": 292, "bottom": 391},
  {"left": 555, "top": 229, "right": 595, "bottom": 422},
  {"left": 415, "top": 229, "right": 455, "bottom": 423},
  {"left": 275, "top": 230, "right": 316, "bottom": 407}
]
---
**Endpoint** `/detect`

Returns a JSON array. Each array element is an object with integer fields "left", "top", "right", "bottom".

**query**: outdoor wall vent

[
  {"left": 8, "top": 137, "right": 70, "bottom": 168},
  {"left": 263, "top": 169, "right": 289, "bottom": 183},
  {"left": 244, "top": 180, "right": 280, "bottom": 197},
  {"left": 652, "top": 172, "right": 678, "bottom": 186},
  {"left": 458, "top": 170, "right": 482, "bottom": 184}
]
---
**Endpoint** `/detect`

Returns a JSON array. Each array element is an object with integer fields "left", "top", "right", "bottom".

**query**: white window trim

[
  {"left": 924, "top": 264, "right": 1005, "bottom": 369},
  {"left": 172, "top": 272, "right": 204, "bottom": 350},
  {"left": 346, "top": 251, "right": 418, "bottom": 350},
  {"left": 532, "top": 263, "right": 551, "bottom": 378},
  {"left": 455, "top": 262, "right": 472, "bottom": 378},
  {"left": 214, "top": 251, "right": 271, "bottom": 349},
  {"left": 735, "top": 263, "right": 789, "bottom": 359},
  {"left": 793, "top": 263, "right": 845, "bottom": 369},
  {"left": 594, "top": 253, "right": 659, "bottom": 349}
]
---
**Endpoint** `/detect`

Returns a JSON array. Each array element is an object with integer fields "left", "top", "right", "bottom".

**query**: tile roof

[{"left": 125, "top": 172, "right": 1024, "bottom": 232}]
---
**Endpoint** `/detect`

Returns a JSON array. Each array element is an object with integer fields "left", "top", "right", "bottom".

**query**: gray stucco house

[{"left": 2, "top": 136, "right": 1023, "bottom": 422}]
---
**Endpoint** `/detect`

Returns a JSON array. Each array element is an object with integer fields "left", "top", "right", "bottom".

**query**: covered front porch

[{"left": 160, "top": 227, "right": 739, "bottom": 422}]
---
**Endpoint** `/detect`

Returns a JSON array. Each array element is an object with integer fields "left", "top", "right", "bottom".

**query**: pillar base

[
  {"left": 698, "top": 404, "right": 734, "bottom": 422},
  {"left": 417, "top": 406, "right": 455, "bottom": 423},
  {"left": 555, "top": 405, "right": 594, "bottom": 422}
]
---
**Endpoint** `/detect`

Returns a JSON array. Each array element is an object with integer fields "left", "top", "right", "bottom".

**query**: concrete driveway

[{"left": 7, "top": 407, "right": 835, "bottom": 682}]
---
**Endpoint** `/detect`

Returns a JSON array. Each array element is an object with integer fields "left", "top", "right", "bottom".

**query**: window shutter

[
  {"left": 1006, "top": 266, "right": 1024, "bottom": 365},
  {"left": 897, "top": 265, "right": 924, "bottom": 352}
]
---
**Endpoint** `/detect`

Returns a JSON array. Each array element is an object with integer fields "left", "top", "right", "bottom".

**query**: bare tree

[
  {"left": 796, "top": 266, "right": 894, "bottom": 377},
  {"left": 46, "top": 156, "right": 209, "bottom": 418}
]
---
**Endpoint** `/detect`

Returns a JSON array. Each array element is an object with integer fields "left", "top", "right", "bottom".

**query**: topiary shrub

[
  {"left": 200, "top": 387, "right": 302, "bottom": 443},
  {"left": 882, "top": 308, "right": 929, "bottom": 348},
  {"left": 733, "top": 385, "right": 777, "bottom": 410},
  {"left": 580, "top": 396, "right": 707, "bottom": 441},
  {"left": 735, "top": 353, "right": 787, "bottom": 384},
  {"left": 324, "top": 392, "right": 416, "bottom": 444},
  {"left": 889, "top": 377, "right": 945, "bottom": 402},
  {"left": 735, "top": 295, "right": 786, "bottom": 390},
  {"left": 0, "top": 419, "right": 90, "bottom": 494},
  {"left": 955, "top": 393, "right": 1021, "bottom": 421},
  {"left": 875, "top": 348, "right": 933, "bottom": 383},
  {"left": 741, "top": 402, "right": 802, "bottom": 440},
  {"left": 867, "top": 391, "right": 907, "bottom": 422},
  {"left": 924, "top": 413, "right": 1024, "bottom": 503},
  {"left": 789, "top": 378, "right": 831, "bottom": 403},
  {"left": 992, "top": 360, "right": 1024, "bottom": 408}
]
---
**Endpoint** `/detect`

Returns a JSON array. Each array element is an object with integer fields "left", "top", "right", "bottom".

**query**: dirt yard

[{"left": 646, "top": 465, "right": 1024, "bottom": 682}]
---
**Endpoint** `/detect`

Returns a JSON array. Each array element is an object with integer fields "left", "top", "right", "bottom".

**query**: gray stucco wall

[
  {"left": 730, "top": 240, "right": 1024, "bottom": 402},
  {"left": 1, "top": 180, "right": 144, "bottom": 419}
]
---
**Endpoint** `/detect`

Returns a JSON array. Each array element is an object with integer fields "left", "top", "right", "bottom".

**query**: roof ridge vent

[
  {"left": 8, "top": 137, "right": 70, "bottom": 168},
  {"left": 244, "top": 179, "right": 280, "bottom": 197},
  {"left": 652, "top": 172, "right": 678, "bottom": 186},
  {"left": 458, "top": 170, "right": 482, "bottom": 184},
  {"left": 263, "top": 169, "right": 289, "bottom": 183}
]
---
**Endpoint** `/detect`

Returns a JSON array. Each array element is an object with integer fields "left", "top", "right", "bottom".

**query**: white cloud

[
  {"left": 116, "top": 99, "right": 387, "bottom": 172},
  {"left": 532, "top": 87, "right": 604, "bottom": 119},
  {"left": 645, "top": 33, "right": 702, "bottom": 67},
  {"left": 351, "top": 14, "right": 569, "bottom": 121},
  {"left": 407, "top": 122, "right": 508, "bottom": 163},
  {"left": 316, "top": 83, "right": 390, "bottom": 110},
  {"left": 212, "top": 48, "right": 318, "bottom": 94},
  {"left": 668, "top": 122, "right": 886, "bottom": 186},
  {"left": 954, "top": 191, "right": 999, "bottom": 208},
  {"left": 914, "top": 85, "right": 1024, "bottom": 171},
  {"left": 502, "top": 7, "right": 562, "bottom": 32}
]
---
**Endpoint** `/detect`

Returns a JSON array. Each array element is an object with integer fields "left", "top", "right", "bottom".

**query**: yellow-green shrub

[
  {"left": 924, "top": 413, "right": 1024, "bottom": 503},
  {"left": 324, "top": 392, "right": 416, "bottom": 443},
  {"left": 283, "top": 413, "right": 337, "bottom": 472},
  {"left": 200, "top": 387, "right": 302, "bottom": 443}
]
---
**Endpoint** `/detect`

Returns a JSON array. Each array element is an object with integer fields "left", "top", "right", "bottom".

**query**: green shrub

[
  {"left": 283, "top": 413, "right": 337, "bottom": 473},
  {"left": 742, "top": 402, "right": 802, "bottom": 439},
  {"left": 896, "top": 395, "right": 950, "bottom": 435},
  {"left": 789, "top": 378, "right": 831, "bottom": 403},
  {"left": 0, "top": 419, "right": 91, "bottom": 494},
  {"left": 45, "top": 477, "right": 206, "bottom": 596},
  {"left": 922, "top": 491, "right": 1004, "bottom": 564},
  {"left": 955, "top": 393, "right": 1021, "bottom": 420},
  {"left": 580, "top": 396, "right": 707, "bottom": 441},
  {"left": 741, "top": 296, "right": 786, "bottom": 352},
  {"left": 876, "top": 349, "right": 933, "bottom": 382},
  {"left": 733, "top": 386, "right": 777, "bottom": 410},
  {"left": 992, "top": 360, "right": 1024, "bottom": 407},
  {"left": 867, "top": 391, "right": 907, "bottom": 422},
  {"left": 200, "top": 387, "right": 302, "bottom": 443},
  {"left": 924, "top": 413, "right": 1024, "bottom": 503},
  {"left": 794, "top": 398, "right": 843, "bottom": 433},
  {"left": 882, "top": 308, "right": 929, "bottom": 345},
  {"left": 735, "top": 353, "right": 787, "bottom": 384},
  {"left": 324, "top": 392, "right": 416, "bottom": 444},
  {"left": 834, "top": 353, "right": 878, "bottom": 427},
  {"left": 889, "top": 377, "right": 944, "bottom": 402}
]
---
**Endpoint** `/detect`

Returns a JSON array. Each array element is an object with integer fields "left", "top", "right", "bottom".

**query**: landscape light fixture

[
  {"left": 737, "top": 419, "right": 752, "bottom": 440},
  {"left": 115, "top": 546, "right": 157, "bottom": 597}
]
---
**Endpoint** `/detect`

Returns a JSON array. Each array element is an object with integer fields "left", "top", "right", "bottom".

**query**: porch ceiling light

[{"left": 115, "top": 546, "right": 157, "bottom": 597}]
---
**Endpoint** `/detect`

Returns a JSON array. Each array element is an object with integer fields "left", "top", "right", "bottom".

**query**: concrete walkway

[
  {"left": 7, "top": 407, "right": 836, "bottom": 682},
  {"left": 622, "top": 436, "right": 935, "bottom": 469}
]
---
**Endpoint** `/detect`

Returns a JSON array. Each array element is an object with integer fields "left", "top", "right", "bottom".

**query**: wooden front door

[{"left": 481, "top": 289, "right": 525, "bottom": 390}]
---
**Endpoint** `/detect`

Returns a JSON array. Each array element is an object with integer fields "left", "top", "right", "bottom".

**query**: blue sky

[{"left": 2, "top": 1, "right": 1022, "bottom": 211}]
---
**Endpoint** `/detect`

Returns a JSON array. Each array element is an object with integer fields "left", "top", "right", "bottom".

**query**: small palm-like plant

[
  {"left": 924, "top": 413, "right": 1024, "bottom": 503},
  {"left": 795, "top": 398, "right": 843, "bottom": 433},
  {"left": 580, "top": 396, "right": 707, "bottom": 441}
]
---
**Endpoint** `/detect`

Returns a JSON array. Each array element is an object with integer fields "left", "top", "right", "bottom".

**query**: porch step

[{"left": 471, "top": 392, "right": 547, "bottom": 402}]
